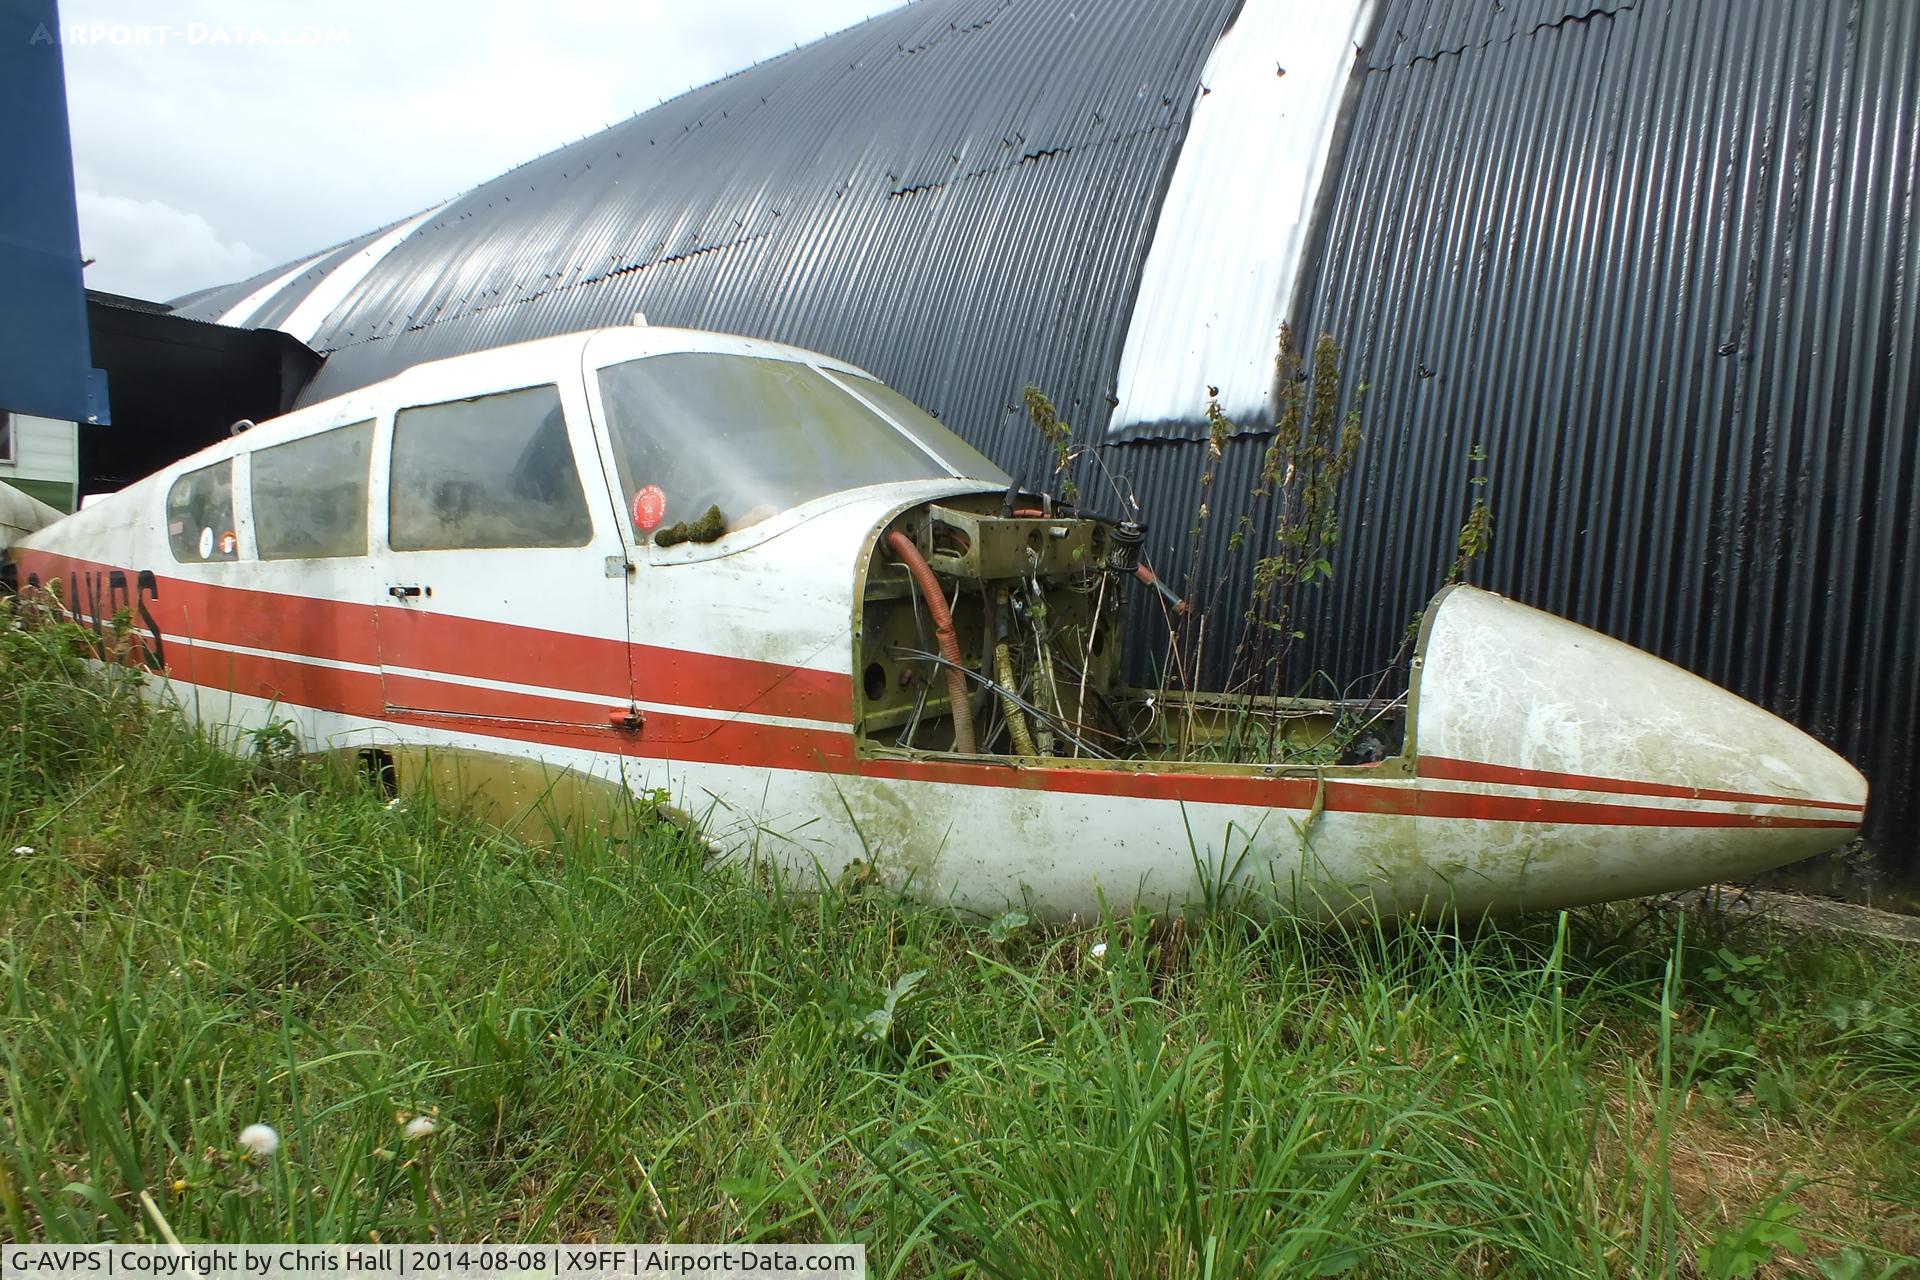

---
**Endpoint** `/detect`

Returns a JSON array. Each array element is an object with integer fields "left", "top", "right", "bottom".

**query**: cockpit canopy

[
  {"left": 595, "top": 352, "right": 1009, "bottom": 542},
  {"left": 153, "top": 334, "right": 1014, "bottom": 568}
]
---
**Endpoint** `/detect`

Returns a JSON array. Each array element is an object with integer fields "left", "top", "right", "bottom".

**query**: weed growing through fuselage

[
  {"left": 0, "top": 596, "right": 1912, "bottom": 1270},
  {"left": 1021, "top": 328, "right": 1494, "bottom": 766}
]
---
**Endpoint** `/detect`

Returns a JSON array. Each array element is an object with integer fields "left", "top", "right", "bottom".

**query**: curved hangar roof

[
  {"left": 176, "top": 0, "right": 1327, "bottom": 439},
  {"left": 179, "top": 0, "right": 1920, "bottom": 881}
]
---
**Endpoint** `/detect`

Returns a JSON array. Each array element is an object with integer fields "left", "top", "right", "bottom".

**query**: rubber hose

[
  {"left": 1135, "top": 562, "right": 1190, "bottom": 616},
  {"left": 994, "top": 641, "right": 1038, "bottom": 756},
  {"left": 886, "top": 530, "right": 978, "bottom": 755}
]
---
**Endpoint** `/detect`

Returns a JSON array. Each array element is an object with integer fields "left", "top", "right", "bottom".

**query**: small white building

[{"left": 0, "top": 410, "right": 79, "bottom": 513}]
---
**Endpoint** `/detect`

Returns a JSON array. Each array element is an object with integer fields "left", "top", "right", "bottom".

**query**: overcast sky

[{"left": 56, "top": 0, "right": 908, "bottom": 303}]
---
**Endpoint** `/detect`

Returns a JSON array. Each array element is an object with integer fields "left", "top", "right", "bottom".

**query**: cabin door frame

[{"left": 369, "top": 368, "right": 637, "bottom": 737}]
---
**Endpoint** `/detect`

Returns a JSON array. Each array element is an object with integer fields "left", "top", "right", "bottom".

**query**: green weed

[{"left": 0, "top": 602, "right": 1915, "bottom": 1273}]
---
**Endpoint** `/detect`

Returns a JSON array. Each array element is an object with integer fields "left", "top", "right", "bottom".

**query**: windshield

[
  {"left": 820, "top": 369, "right": 1010, "bottom": 483},
  {"left": 595, "top": 353, "right": 1008, "bottom": 543}
]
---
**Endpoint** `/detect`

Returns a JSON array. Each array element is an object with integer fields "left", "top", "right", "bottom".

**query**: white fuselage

[{"left": 13, "top": 326, "right": 1868, "bottom": 919}]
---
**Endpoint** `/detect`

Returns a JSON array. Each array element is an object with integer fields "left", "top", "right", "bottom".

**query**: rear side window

[
  {"left": 252, "top": 421, "right": 374, "bottom": 560},
  {"left": 166, "top": 461, "right": 237, "bottom": 563},
  {"left": 389, "top": 385, "right": 592, "bottom": 551}
]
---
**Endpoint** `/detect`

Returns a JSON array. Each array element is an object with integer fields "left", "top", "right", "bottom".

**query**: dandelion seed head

[
  {"left": 237, "top": 1123, "right": 279, "bottom": 1157},
  {"left": 402, "top": 1116, "right": 437, "bottom": 1141}
]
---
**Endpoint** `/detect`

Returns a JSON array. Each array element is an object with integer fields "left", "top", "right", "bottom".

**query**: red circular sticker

[
  {"left": 218, "top": 530, "right": 238, "bottom": 555},
  {"left": 631, "top": 484, "right": 666, "bottom": 532}
]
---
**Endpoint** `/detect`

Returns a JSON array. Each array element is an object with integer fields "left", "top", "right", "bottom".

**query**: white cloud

[
  {"left": 75, "top": 189, "right": 268, "bottom": 300},
  {"left": 56, "top": 1, "right": 909, "bottom": 302}
]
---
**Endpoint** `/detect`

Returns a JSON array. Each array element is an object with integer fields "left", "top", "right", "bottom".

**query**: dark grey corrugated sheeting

[
  {"left": 1188, "top": 0, "right": 1917, "bottom": 875},
  {"left": 166, "top": 259, "right": 287, "bottom": 324},
  {"left": 166, "top": 0, "right": 1918, "bottom": 887},
  {"left": 243, "top": 228, "right": 394, "bottom": 332},
  {"left": 173, "top": 223, "right": 393, "bottom": 328},
  {"left": 270, "top": 0, "right": 1241, "bottom": 495}
]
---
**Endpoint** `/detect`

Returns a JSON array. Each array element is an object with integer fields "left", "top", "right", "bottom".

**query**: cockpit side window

[
  {"left": 820, "top": 371, "right": 1010, "bottom": 483},
  {"left": 166, "top": 461, "right": 239, "bottom": 563},
  {"left": 596, "top": 353, "right": 984, "bottom": 545},
  {"left": 252, "top": 421, "right": 374, "bottom": 560},
  {"left": 389, "top": 385, "right": 592, "bottom": 551}
]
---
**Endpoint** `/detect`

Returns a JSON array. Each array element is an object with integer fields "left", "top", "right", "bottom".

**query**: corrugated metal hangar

[{"left": 170, "top": 0, "right": 1918, "bottom": 893}]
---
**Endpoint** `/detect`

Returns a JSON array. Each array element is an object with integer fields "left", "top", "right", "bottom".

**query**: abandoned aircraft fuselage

[{"left": 7, "top": 325, "right": 1869, "bottom": 918}]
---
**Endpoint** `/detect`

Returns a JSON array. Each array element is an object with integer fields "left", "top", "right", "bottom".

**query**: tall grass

[{"left": 1, "top": 600, "right": 1916, "bottom": 1275}]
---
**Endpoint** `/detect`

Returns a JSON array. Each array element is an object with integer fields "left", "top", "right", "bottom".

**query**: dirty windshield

[{"left": 596, "top": 353, "right": 1007, "bottom": 543}]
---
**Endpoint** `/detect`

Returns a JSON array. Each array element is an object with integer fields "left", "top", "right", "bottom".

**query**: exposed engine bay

[{"left": 855, "top": 495, "right": 1406, "bottom": 767}]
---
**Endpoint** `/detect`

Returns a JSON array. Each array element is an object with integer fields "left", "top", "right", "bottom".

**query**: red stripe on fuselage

[
  {"left": 166, "top": 639, "right": 386, "bottom": 720},
  {"left": 120, "top": 637, "right": 851, "bottom": 769},
  {"left": 371, "top": 593, "right": 848, "bottom": 721},
  {"left": 860, "top": 758, "right": 1858, "bottom": 829},
  {"left": 17, "top": 552, "right": 852, "bottom": 724},
  {"left": 1418, "top": 755, "right": 1865, "bottom": 815},
  {"left": 11, "top": 552, "right": 1861, "bottom": 832},
  {"left": 1333, "top": 779, "right": 1856, "bottom": 830}
]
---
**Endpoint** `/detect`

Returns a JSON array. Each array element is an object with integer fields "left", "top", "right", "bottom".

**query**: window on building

[
  {"left": 251, "top": 421, "right": 374, "bottom": 560},
  {"left": 0, "top": 412, "right": 14, "bottom": 464},
  {"left": 389, "top": 384, "right": 592, "bottom": 551},
  {"left": 166, "top": 460, "right": 239, "bottom": 563}
]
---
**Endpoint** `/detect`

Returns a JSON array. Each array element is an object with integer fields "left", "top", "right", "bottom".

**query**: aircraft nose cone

[{"left": 1410, "top": 587, "right": 1866, "bottom": 908}]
